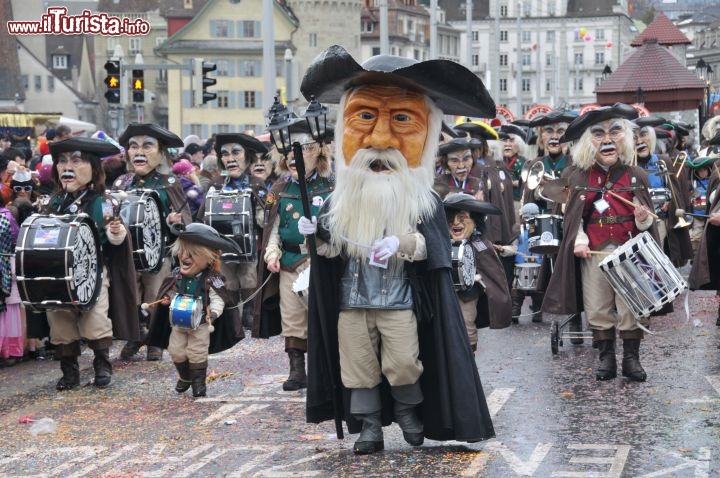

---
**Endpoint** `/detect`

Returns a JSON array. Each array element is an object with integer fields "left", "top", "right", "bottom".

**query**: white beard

[{"left": 321, "top": 148, "right": 436, "bottom": 259}]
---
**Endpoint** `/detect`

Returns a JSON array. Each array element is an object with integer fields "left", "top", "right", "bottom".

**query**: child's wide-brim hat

[{"left": 170, "top": 223, "right": 243, "bottom": 255}]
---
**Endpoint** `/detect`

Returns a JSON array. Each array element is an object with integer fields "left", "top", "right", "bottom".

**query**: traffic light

[
  {"left": 104, "top": 60, "right": 121, "bottom": 104},
  {"left": 193, "top": 59, "right": 217, "bottom": 105},
  {"left": 132, "top": 69, "right": 144, "bottom": 103}
]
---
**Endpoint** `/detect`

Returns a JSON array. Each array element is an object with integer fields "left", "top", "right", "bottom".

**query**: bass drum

[
  {"left": 112, "top": 189, "right": 166, "bottom": 272},
  {"left": 15, "top": 214, "right": 102, "bottom": 312},
  {"left": 204, "top": 189, "right": 256, "bottom": 262},
  {"left": 451, "top": 240, "right": 476, "bottom": 291}
]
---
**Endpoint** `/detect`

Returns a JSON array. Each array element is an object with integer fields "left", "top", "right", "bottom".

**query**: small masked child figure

[
  {"left": 443, "top": 194, "right": 512, "bottom": 352},
  {"left": 147, "top": 223, "right": 245, "bottom": 397}
]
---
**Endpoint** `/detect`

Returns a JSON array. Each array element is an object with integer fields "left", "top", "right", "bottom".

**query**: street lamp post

[
  {"left": 696, "top": 59, "right": 711, "bottom": 128},
  {"left": 602, "top": 64, "right": 612, "bottom": 82}
]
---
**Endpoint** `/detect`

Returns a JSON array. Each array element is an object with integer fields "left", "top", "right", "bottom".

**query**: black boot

[
  {"left": 190, "top": 364, "right": 207, "bottom": 397},
  {"left": 568, "top": 315, "right": 584, "bottom": 345},
  {"left": 621, "top": 339, "right": 647, "bottom": 382},
  {"left": 174, "top": 361, "right": 191, "bottom": 393},
  {"left": 283, "top": 349, "right": 307, "bottom": 391},
  {"left": 55, "top": 341, "right": 81, "bottom": 391},
  {"left": 392, "top": 383, "right": 424, "bottom": 447},
  {"left": 716, "top": 303, "right": 720, "bottom": 326},
  {"left": 146, "top": 346, "right": 163, "bottom": 361},
  {"left": 351, "top": 387, "right": 384, "bottom": 454},
  {"left": 92, "top": 349, "right": 112, "bottom": 388},
  {"left": 595, "top": 339, "right": 617, "bottom": 380},
  {"left": 511, "top": 290, "right": 523, "bottom": 324}
]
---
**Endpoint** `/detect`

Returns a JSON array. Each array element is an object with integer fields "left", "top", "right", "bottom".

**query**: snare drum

[
  {"left": 527, "top": 214, "right": 563, "bottom": 254},
  {"left": 15, "top": 214, "right": 102, "bottom": 312},
  {"left": 169, "top": 294, "right": 204, "bottom": 330},
  {"left": 513, "top": 263, "right": 541, "bottom": 291},
  {"left": 204, "top": 189, "right": 256, "bottom": 262},
  {"left": 292, "top": 266, "right": 310, "bottom": 305},
  {"left": 599, "top": 232, "right": 687, "bottom": 318},
  {"left": 451, "top": 240, "right": 476, "bottom": 291},
  {"left": 112, "top": 190, "right": 165, "bottom": 272}
]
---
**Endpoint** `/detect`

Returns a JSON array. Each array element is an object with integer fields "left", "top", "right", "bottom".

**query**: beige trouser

[
  {"left": 689, "top": 218, "right": 706, "bottom": 253},
  {"left": 278, "top": 262, "right": 309, "bottom": 340},
  {"left": 48, "top": 268, "right": 112, "bottom": 344},
  {"left": 581, "top": 251, "right": 638, "bottom": 333},
  {"left": 137, "top": 260, "right": 172, "bottom": 304},
  {"left": 168, "top": 322, "right": 211, "bottom": 364},
  {"left": 221, "top": 260, "right": 257, "bottom": 291},
  {"left": 459, "top": 297, "right": 478, "bottom": 349},
  {"left": 656, "top": 220, "right": 667, "bottom": 251},
  {"left": 338, "top": 308, "right": 423, "bottom": 389}
]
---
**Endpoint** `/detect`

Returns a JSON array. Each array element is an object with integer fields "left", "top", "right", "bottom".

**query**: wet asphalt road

[{"left": 1, "top": 287, "right": 719, "bottom": 477}]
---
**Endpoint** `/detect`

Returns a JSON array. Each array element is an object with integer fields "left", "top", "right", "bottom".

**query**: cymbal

[{"left": 540, "top": 178, "right": 569, "bottom": 203}]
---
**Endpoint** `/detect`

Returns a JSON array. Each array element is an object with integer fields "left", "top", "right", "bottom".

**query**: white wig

[
  {"left": 702, "top": 116, "right": 720, "bottom": 141},
  {"left": 571, "top": 119, "right": 637, "bottom": 171},
  {"left": 638, "top": 125, "right": 657, "bottom": 155}
]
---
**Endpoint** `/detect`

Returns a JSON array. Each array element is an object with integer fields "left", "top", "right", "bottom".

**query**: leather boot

[
  {"left": 392, "top": 383, "right": 424, "bottom": 447},
  {"left": 511, "top": 290, "right": 523, "bottom": 324},
  {"left": 595, "top": 339, "right": 617, "bottom": 380},
  {"left": 351, "top": 387, "right": 384, "bottom": 454},
  {"left": 530, "top": 294, "right": 543, "bottom": 323},
  {"left": 568, "top": 314, "right": 584, "bottom": 345},
  {"left": 174, "top": 361, "right": 191, "bottom": 393},
  {"left": 120, "top": 340, "right": 141, "bottom": 360},
  {"left": 283, "top": 349, "right": 307, "bottom": 391},
  {"left": 189, "top": 363, "right": 208, "bottom": 397},
  {"left": 621, "top": 339, "right": 647, "bottom": 382},
  {"left": 88, "top": 338, "right": 112, "bottom": 388},
  {"left": 146, "top": 346, "right": 163, "bottom": 361},
  {"left": 55, "top": 341, "right": 81, "bottom": 391}
]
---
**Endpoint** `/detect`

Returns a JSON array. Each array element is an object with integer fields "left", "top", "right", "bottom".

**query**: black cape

[
  {"left": 306, "top": 194, "right": 495, "bottom": 442},
  {"left": 146, "top": 269, "right": 244, "bottom": 353}
]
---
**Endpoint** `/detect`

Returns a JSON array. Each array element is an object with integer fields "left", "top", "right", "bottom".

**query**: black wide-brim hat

[
  {"left": 528, "top": 110, "right": 578, "bottom": 127},
  {"left": 454, "top": 120, "right": 499, "bottom": 141},
  {"left": 634, "top": 115, "right": 667, "bottom": 128},
  {"left": 560, "top": 103, "right": 638, "bottom": 143},
  {"left": 654, "top": 127, "right": 672, "bottom": 139},
  {"left": 214, "top": 133, "right": 269, "bottom": 157},
  {"left": 118, "top": 123, "right": 184, "bottom": 148},
  {"left": 438, "top": 138, "right": 472, "bottom": 156},
  {"left": 443, "top": 193, "right": 502, "bottom": 216},
  {"left": 50, "top": 137, "right": 120, "bottom": 162},
  {"left": 441, "top": 121, "right": 461, "bottom": 139},
  {"left": 170, "top": 222, "right": 243, "bottom": 255},
  {"left": 500, "top": 124, "right": 527, "bottom": 140},
  {"left": 709, "top": 131, "right": 720, "bottom": 146},
  {"left": 300, "top": 44, "right": 495, "bottom": 118}
]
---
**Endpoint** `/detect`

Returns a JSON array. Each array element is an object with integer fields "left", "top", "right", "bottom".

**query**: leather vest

[{"left": 340, "top": 257, "right": 413, "bottom": 310}]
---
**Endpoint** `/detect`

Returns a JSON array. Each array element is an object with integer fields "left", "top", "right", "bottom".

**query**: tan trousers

[
  {"left": 689, "top": 218, "right": 706, "bottom": 253},
  {"left": 656, "top": 220, "right": 667, "bottom": 251},
  {"left": 581, "top": 251, "right": 638, "bottom": 333},
  {"left": 338, "top": 308, "right": 423, "bottom": 389},
  {"left": 137, "top": 260, "right": 172, "bottom": 304},
  {"left": 168, "top": 322, "right": 211, "bottom": 364},
  {"left": 459, "top": 297, "right": 478, "bottom": 349},
  {"left": 278, "top": 262, "right": 309, "bottom": 340},
  {"left": 48, "top": 268, "right": 112, "bottom": 345},
  {"left": 221, "top": 260, "right": 257, "bottom": 291}
]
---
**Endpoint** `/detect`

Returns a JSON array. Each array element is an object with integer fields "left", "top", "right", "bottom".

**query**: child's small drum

[
  {"left": 513, "top": 263, "right": 541, "bottom": 291},
  {"left": 527, "top": 214, "right": 563, "bottom": 254},
  {"left": 169, "top": 294, "right": 204, "bottom": 330}
]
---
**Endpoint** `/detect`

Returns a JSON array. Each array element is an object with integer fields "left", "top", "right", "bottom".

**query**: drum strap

[{"left": 582, "top": 165, "right": 629, "bottom": 225}]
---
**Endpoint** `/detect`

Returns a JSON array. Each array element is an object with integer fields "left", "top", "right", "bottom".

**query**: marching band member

[
  {"left": 44, "top": 137, "right": 140, "bottom": 390},
  {"left": 114, "top": 123, "right": 190, "bottom": 362},
  {"left": 499, "top": 123, "right": 530, "bottom": 217},
  {"left": 198, "top": 133, "right": 269, "bottom": 329},
  {"left": 443, "top": 194, "right": 511, "bottom": 351},
  {"left": 433, "top": 138, "right": 484, "bottom": 199},
  {"left": 634, "top": 116, "right": 693, "bottom": 271},
  {"left": 255, "top": 120, "right": 334, "bottom": 391},
  {"left": 542, "top": 103, "right": 658, "bottom": 382},
  {"left": 146, "top": 223, "right": 244, "bottom": 398},
  {"left": 298, "top": 45, "right": 495, "bottom": 453}
]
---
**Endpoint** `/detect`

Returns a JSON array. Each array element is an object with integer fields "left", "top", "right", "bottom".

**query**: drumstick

[
  {"left": 605, "top": 190, "right": 659, "bottom": 219},
  {"left": 173, "top": 190, "right": 199, "bottom": 215},
  {"left": 140, "top": 297, "right": 168, "bottom": 310},
  {"left": 587, "top": 250, "right": 612, "bottom": 256}
]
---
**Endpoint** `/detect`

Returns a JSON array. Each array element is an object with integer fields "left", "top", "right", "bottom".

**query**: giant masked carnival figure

[
  {"left": 633, "top": 116, "right": 693, "bottom": 273},
  {"left": 297, "top": 45, "right": 496, "bottom": 454},
  {"left": 114, "top": 124, "right": 191, "bottom": 361},
  {"left": 44, "top": 138, "right": 141, "bottom": 390},
  {"left": 542, "top": 104, "right": 658, "bottom": 382}
]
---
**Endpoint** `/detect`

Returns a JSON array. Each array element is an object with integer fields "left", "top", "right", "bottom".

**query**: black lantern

[
  {"left": 301, "top": 95, "right": 328, "bottom": 143},
  {"left": 266, "top": 96, "right": 295, "bottom": 156},
  {"left": 696, "top": 58, "right": 708, "bottom": 79},
  {"left": 707, "top": 64, "right": 714, "bottom": 81},
  {"left": 602, "top": 64, "right": 612, "bottom": 81}
]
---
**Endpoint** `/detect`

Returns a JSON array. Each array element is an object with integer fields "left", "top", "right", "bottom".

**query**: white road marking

[
  {"left": 485, "top": 441, "right": 553, "bottom": 477},
  {"left": 638, "top": 447, "right": 710, "bottom": 478},
  {"left": 551, "top": 444, "right": 630, "bottom": 478}
]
